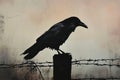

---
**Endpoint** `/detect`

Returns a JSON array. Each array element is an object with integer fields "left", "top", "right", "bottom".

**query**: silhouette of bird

[{"left": 22, "top": 16, "right": 88, "bottom": 60}]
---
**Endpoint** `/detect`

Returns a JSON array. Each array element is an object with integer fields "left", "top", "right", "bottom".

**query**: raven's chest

[{"left": 46, "top": 24, "right": 76, "bottom": 49}]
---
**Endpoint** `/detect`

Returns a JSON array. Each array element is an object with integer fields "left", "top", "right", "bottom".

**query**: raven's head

[{"left": 69, "top": 16, "right": 88, "bottom": 28}]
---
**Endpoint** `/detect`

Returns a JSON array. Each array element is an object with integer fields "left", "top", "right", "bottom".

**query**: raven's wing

[
  {"left": 36, "top": 23, "right": 64, "bottom": 42},
  {"left": 22, "top": 23, "right": 64, "bottom": 60}
]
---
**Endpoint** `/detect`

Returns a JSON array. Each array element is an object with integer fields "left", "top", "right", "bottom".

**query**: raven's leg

[
  {"left": 57, "top": 50, "right": 61, "bottom": 54},
  {"left": 59, "top": 49, "right": 65, "bottom": 54}
]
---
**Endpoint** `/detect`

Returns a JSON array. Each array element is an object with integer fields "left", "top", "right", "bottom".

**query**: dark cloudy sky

[{"left": 0, "top": 0, "right": 120, "bottom": 62}]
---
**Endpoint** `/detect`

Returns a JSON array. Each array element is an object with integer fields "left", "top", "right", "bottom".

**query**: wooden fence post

[{"left": 53, "top": 53, "right": 72, "bottom": 80}]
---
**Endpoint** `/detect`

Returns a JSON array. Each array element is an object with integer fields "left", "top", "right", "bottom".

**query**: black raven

[{"left": 22, "top": 16, "right": 88, "bottom": 60}]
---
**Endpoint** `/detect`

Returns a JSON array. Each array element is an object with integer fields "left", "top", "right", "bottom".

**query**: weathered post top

[{"left": 53, "top": 53, "right": 72, "bottom": 80}]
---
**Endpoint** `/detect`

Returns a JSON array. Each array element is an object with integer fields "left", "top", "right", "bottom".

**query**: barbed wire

[
  {"left": 0, "top": 58, "right": 120, "bottom": 80},
  {"left": 72, "top": 58, "right": 120, "bottom": 67},
  {"left": 0, "top": 58, "right": 120, "bottom": 68},
  {"left": 72, "top": 77, "right": 120, "bottom": 80}
]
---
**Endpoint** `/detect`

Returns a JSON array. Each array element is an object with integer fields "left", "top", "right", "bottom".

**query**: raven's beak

[{"left": 79, "top": 22, "right": 88, "bottom": 28}]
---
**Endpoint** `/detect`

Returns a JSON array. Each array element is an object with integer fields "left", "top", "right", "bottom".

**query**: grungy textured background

[
  {"left": 0, "top": 0, "right": 120, "bottom": 62},
  {"left": 0, "top": 0, "right": 120, "bottom": 79}
]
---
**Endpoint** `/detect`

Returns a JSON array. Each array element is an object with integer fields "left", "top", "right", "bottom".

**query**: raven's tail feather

[{"left": 22, "top": 43, "right": 45, "bottom": 60}]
